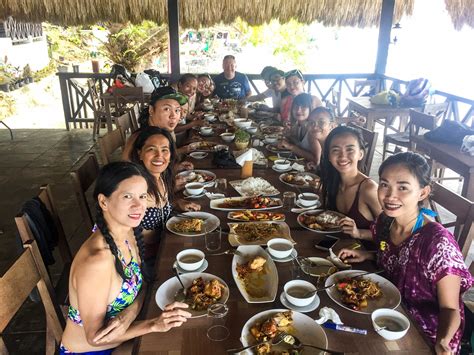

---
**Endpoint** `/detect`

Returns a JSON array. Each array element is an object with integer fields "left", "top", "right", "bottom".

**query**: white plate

[
  {"left": 227, "top": 221, "right": 295, "bottom": 246},
  {"left": 266, "top": 144, "right": 292, "bottom": 154},
  {"left": 267, "top": 248, "right": 298, "bottom": 263},
  {"left": 155, "top": 272, "right": 229, "bottom": 318},
  {"left": 240, "top": 309, "right": 328, "bottom": 355},
  {"left": 232, "top": 246, "right": 278, "bottom": 303},
  {"left": 279, "top": 172, "right": 320, "bottom": 188},
  {"left": 229, "top": 177, "right": 280, "bottom": 197},
  {"left": 166, "top": 212, "right": 220, "bottom": 237},
  {"left": 295, "top": 199, "right": 321, "bottom": 209},
  {"left": 199, "top": 130, "right": 214, "bottom": 137},
  {"left": 189, "top": 152, "right": 208, "bottom": 159},
  {"left": 272, "top": 165, "right": 293, "bottom": 173},
  {"left": 325, "top": 270, "right": 401, "bottom": 314},
  {"left": 176, "top": 169, "right": 216, "bottom": 187},
  {"left": 297, "top": 209, "right": 344, "bottom": 233},
  {"left": 299, "top": 257, "right": 339, "bottom": 277},
  {"left": 173, "top": 259, "right": 208, "bottom": 274},
  {"left": 183, "top": 190, "right": 206, "bottom": 198},
  {"left": 280, "top": 291, "right": 320, "bottom": 313},
  {"left": 210, "top": 197, "right": 283, "bottom": 211}
]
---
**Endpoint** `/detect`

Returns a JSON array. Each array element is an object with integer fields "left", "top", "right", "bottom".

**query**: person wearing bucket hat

[{"left": 248, "top": 67, "right": 289, "bottom": 114}]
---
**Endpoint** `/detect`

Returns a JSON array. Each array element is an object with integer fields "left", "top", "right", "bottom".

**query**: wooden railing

[
  {"left": 58, "top": 72, "right": 473, "bottom": 130},
  {"left": 0, "top": 17, "right": 43, "bottom": 42}
]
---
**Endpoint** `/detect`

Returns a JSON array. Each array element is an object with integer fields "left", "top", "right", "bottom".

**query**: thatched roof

[{"left": 0, "top": 0, "right": 472, "bottom": 30}]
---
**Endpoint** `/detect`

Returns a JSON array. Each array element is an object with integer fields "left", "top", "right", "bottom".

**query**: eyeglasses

[{"left": 285, "top": 69, "right": 304, "bottom": 80}]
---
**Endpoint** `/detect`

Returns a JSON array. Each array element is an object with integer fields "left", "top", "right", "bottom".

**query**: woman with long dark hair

[
  {"left": 320, "top": 125, "right": 381, "bottom": 240},
  {"left": 61, "top": 162, "right": 190, "bottom": 354},
  {"left": 339, "top": 152, "right": 472, "bottom": 354}
]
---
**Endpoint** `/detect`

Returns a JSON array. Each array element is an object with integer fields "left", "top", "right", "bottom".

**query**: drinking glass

[
  {"left": 205, "top": 228, "right": 221, "bottom": 251},
  {"left": 282, "top": 191, "right": 296, "bottom": 211},
  {"left": 215, "top": 178, "right": 227, "bottom": 193},
  {"left": 207, "top": 302, "right": 229, "bottom": 341}
]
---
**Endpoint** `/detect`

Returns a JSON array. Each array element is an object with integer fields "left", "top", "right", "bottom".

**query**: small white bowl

[
  {"left": 204, "top": 114, "right": 217, "bottom": 122},
  {"left": 200, "top": 126, "right": 213, "bottom": 134},
  {"left": 234, "top": 119, "right": 252, "bottom": 129},
  {"left": 284, "top": 280, "right": 316, "bottom": 307},
  {"left": 371, "top": 309, "right": 410, "bottom": 340},
  {"left": 189, "top": 152, "right": 208, "bottom": 159},
  {"left": 185, "top": 182, "right": 204, "bottom": 196},
  {"left": 267, "top": 238, "right": 294, "bottom": 259},
  {"left": 264, "top": 134, "right": 279, "bottom": 144},
  {"left": 297, "top": 193, "right": 319, "bottom": 207},
  {"left": 176, "top": 249, "right": 205, "bottom": 271},
  {"left": 274, "top": 159, "right": 291, "bottom": 171},
  {"left": 220, "top": 132, "right": 235, "bottom": 142},
  {"left": 246, "top": 126, "right": 258, "bottom": 134}
]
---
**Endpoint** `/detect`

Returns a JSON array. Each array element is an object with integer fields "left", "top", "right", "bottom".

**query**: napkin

[
  {"left": 291, "top": 162, "right": 305, "bottom": 172},
  {"left": 315, "top": 307, "right": 343, "bottom": 325},
  {"left": 328, "top": 248, "right": 352, "bottom": 270},
  {"left": 205, "top": 192, "right": 225, "bottom": 200},
  {"left": 235, "top": 148, "right": 255, "bottom": 167}
]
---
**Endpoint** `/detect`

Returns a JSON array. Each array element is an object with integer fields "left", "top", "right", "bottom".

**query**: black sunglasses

[{"left": 285, "top": 69, "right": 304, "bottom": 80}]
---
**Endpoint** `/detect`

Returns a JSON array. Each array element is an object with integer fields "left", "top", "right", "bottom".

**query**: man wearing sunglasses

[{"left": 213, "top": 55, "right": 252, "bottom": 100}]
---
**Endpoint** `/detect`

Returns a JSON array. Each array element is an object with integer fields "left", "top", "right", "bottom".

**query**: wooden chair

[
  {"left": 428, "top": 182, "right": 474, "bottom": 258},
  {"left": 0, "top": 239, "right": 64, "bottom": 354},
  {"left": 353, "top": 79, "right": 380, "bottom": 97},
  {"left": 114, "top": 111, "right": 135, "bottom": 141},
  {"left": 423, "top": 102, "right": 449, "bottom": 125},
  {"left": 113, "top": 86, "right": 145, "bottom": 115},
  {"left": 88, "top": 79, "right": 109, "bottom": 140},
  {"left": 15, "top": 185, "right": 73, "bottom": 306},
  {"left": 348, "top": 122, "right": 378, "bottom": 176},
  {"left": 382, "top": 109, "right": 437, "bottom": 160},
  {"left": 70, "top": 152, "right": 100, "bottom": 232},
  {"left": 98, "top": 128, "right": 125, "bottom": 165},
  {"left": 130, "top": 103, "right": 140, "bottom": 131},
  {"left": 325, "top": 87, "right": 341, "bottom": 117}
]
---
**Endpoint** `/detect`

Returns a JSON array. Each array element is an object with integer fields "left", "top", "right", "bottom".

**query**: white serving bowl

[
  {"left": 176, "top": 249, "right": 205, "bottom": 271},
  {"left": 297, "top": 193, "right": 319, "bottom": 207},
  {"left": 246, "top": 126, "right": 258, "bottom": 134},
  {"left": 284, "top": 280, "right": 316, "bottom": 307},
  {"left": 220, "top": 132, "right": 235, "bottom": 142},
  {"left": 200, "top": 126, "right": 213, "bottom": 134},
  {"left": 204, "top": 114, "right": 217, "bottom": 122},
  {"left": 234, "top": 118, "right": 252, "bottom": 129},
  {"left": 189, "top": 152, "right": 208, "bottom": 159},
  {"left": 267, "top": 238, "right": 294, "bottom": 259},
  {"left": 185, "top": 182, "right": 204, "bottom": 196},
  {"left": 274, "top": 159, "right": 291, "bottom": 171},
  {"left": 264, "top": 134, "right": 279, "bottom": 144},
  {"left": 371, "top": 308, "right": 410, "bottom": 340}
]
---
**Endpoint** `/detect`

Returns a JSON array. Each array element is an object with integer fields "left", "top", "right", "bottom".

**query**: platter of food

[
  {"left": 166, "top": 212, "right": 220, "bottom": 237},
  {"left": 260, "top": 125, "right": 284, "bottom": 135},
  {"left": 176, "top": 169, "right": 216, "bottom": 187},
  {"left": 227, "top": 210, "right": 285, "bottom": 222},
  {"left": 240, "top": 310, "right": 328, "bottom": 355},
  {"left": 279, "top": 172, "right": 321, "bottom": 188},
  {"left": 229, "top": 177, "right": 280, "bottom": 197},
  {"left": 190, "top": 140, "right": 219, "bottom": 152},
  {"left": 210, "top": 196, "right": 283, "bottom": 211},
  {"left": 155, "top": 273, "right": 229, "bottom": 318},
  {"left": 325, "top": 270, "right": 401, "bottom": 314},
  {"left": 227, "top": 221, "right": 294, "bottom": 246},
  {"left": 297, "top": 210, "right": 345, "bottom": 233},
  {"left": 232, "top": 246, "right": 278, "bottom": 303},
  {"left": 265, "top": 144, "right": 291, "bottom": 154}
]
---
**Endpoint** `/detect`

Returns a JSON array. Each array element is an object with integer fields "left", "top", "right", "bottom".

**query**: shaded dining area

[{"left": 1, "top": 0, "right": 474, "bottom": 354}]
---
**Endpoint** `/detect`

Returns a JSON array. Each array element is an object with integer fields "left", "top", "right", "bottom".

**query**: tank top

[{"left": 338, "top": 178, "right": 372, "bottom": 229}]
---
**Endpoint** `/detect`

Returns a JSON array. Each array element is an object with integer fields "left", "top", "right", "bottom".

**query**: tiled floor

[{"left": 0, "top": 126, "right": 472, "bottom": 353}]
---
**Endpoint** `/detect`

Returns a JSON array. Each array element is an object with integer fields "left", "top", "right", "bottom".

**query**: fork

[
  {"left": 226, "top": 332, "right": 287, "bottom": 353},
  {"left": 279, "top": 332, "right": 344, "bottom": 354},
  {"left": 207, "top": 249, "right": 242, "bottom": 257}
]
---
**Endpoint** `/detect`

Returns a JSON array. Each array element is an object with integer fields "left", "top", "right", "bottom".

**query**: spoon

[
  {"left": 172, "top": 266, "right": 187, "bottom": 302},
  {"left": 226, "top": 331, "right": 287, "bottom": 353},
  {"left": 279, "top": 332, "right": 344, "bottom": 355}
]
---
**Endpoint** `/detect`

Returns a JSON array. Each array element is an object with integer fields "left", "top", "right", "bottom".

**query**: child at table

[
  {"left": 60, "top": 162, "right": 191, "bottom": 354},
  {"left": 338, "top": 152, "right": 473, "bottom": 354},
  {"left": 320, "top": 125, "right": 381, "bottom": 240}
]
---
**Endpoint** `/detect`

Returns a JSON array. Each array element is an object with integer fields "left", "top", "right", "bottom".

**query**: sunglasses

[{"left": 285, "top": 69, "right": 304, "bottom": 80}]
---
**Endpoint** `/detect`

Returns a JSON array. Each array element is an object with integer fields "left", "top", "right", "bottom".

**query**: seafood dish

[
  {"left": 228, "top": 210, "right": 285, "bottom": 222},
  {"left": 335, "top": 277, "right": 383, "bottom": 311},
  {"left": 184, "top": 277, "right": 226, "bottom": 311}
]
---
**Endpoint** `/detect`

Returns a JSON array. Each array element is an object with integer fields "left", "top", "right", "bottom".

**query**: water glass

[
  {"left": 207, "top": 302, "right": 229, "bottom": 341},
  {"left": 215, "top": 178, "right": 227, "bottom": 193},
  {"left": 282, "top": 191, "right": 296, "bottom": 211},
  {"left": 205, "top": 229, "right": 221, "bottom": 251}
]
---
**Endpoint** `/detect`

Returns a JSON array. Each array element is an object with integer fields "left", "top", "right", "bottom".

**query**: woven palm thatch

[
  {"left": 1, "top": 0, "right": 473, "bottom": 30},
  {"left": 1, "top": 0, "right": 412, "bottom": 27}
]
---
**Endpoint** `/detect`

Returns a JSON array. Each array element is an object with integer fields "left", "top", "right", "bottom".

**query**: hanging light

[
  {"left": 393, "top": 22, "right": 402, "bottom": 30},
  {"left": 391, "top": 23, "right": 402, "bottom": 44}
]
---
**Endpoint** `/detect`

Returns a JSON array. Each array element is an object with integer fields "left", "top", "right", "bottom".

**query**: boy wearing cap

[{"left": 213, "top": 55, "right": 252, "bottom": 100}]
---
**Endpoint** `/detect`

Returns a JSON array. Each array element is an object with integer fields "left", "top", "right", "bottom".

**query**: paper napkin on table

[
  {"left": 235, "top": 148, "right": 255, "bottom": 167},
  {"left": 205, "top": 192, "right": 225, "bottom": 200},
  {"left": 315, "top": 307, "right": 343, "bottom": 325},
  {"left": 291, "top": 162, "right": 305, "bottom": 172}
]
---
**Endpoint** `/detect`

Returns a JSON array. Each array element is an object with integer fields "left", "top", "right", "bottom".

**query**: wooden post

[
  {"left": 374, "top": 0, "right": 395, "bottom": 75},
  {"left": 168, "top": 0, "right": 180, "bottom": 82}
]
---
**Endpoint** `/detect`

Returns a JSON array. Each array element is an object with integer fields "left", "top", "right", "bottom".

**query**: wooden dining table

[
  {"left": 126, "top": 129, "right": 432, "bottom": 355},
  {"left": 347, "top": 97, "right": 413, "bottom": 133}
]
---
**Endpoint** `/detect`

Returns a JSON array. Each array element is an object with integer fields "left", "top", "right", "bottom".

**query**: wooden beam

[
  {"left": 375, "top": 0, "right": 395, "bottom": 75},
  {"left": 168, "top": 0, "right": 180, "bottom": 82}
]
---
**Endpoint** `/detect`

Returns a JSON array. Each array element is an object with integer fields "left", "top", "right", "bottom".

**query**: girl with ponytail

[
  {"left": 61, "top": 162, "right": 191, "bottom": 354},
  {"left": 338, "top": 152, "right": 472, "bottom": 354}
]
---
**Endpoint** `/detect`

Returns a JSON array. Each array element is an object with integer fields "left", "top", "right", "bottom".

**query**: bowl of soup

[
  {"left": 284, "top": 280, "right": 316, "bottom": 307},
  {"left": 267, "top": 238, "right": 294, "bottom": 259},
  {"left": 176, "top": 249, "right": 205, "bottom": 271},
  {"left": 371, "top": 309, "right": 410, "bottom": 340}
]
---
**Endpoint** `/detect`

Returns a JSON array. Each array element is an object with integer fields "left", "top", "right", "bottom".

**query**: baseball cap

[
  {"left": 268, "top": 68, "right": 285, "bottom": 80},
  {"left": 261, "top": 66, "right": 278, "bottom": 81},
  {"left": 150, "top": 86, "right": 188, "bottom": 106}
]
